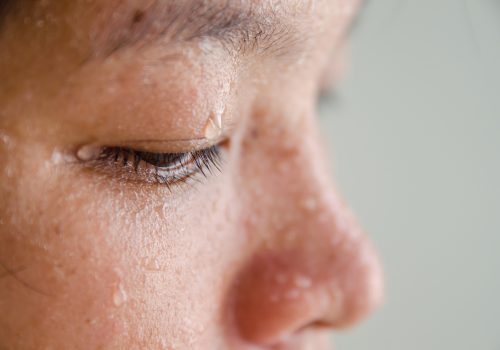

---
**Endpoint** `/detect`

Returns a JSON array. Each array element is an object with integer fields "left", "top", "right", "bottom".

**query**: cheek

[
  {"left": 0, "top": 153, "right": 242, "bottom": 348},
  {"left": 91, "top": 182, "right": 248, "bottom": 347},
  {"left": 0, "top": 208, "right": 120, "bottom": 348}
]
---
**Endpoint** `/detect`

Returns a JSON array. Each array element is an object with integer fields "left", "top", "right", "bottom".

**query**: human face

[{"left": 0, "top": 0, "right": 382, "bottom": 349}]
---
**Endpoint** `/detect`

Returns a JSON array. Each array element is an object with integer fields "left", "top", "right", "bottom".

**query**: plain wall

[{"left": 318, "top": 0, "right": 500, "bottom": 349}]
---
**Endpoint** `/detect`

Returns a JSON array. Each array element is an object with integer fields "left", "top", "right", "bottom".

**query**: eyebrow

[{"left": 90, "top": 0, "right": 305, "bottom": 59}]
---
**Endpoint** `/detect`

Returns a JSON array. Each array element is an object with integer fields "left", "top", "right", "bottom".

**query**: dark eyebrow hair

[
  {"left": 0, "top": 0, "right": 13, "bottom": 26},
  {"left": 90, "top": 0, "right": 305, "bottom": 59}
]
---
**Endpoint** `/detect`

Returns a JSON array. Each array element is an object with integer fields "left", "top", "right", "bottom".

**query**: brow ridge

[{"left": 91, "top": 0, "right": 301, "bottom": 59}]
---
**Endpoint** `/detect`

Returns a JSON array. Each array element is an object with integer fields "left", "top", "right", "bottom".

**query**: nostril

[
  {"left": 229, "top": 234, "right": 384, "bottom": 345},
  {"left": 295, "top": 320, "right": 336, "bottom": 333}
]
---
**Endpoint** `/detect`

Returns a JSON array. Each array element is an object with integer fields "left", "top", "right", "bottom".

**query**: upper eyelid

[
  {"left": 107, "top": 137, "right": 224, "bottom": 154},
  {"left": 75, "top": 133, "right": 227, "bottom": 162}
]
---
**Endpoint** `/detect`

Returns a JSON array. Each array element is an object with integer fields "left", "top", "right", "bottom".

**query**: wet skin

[{"left": 0, "top": 0, "right": 383, "bottom": 349}]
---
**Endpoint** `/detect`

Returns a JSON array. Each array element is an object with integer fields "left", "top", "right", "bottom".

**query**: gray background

[{"left": 318, "top": 0, "right": 500, "bottom": 349}]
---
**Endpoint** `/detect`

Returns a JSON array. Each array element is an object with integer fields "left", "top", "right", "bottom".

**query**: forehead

[
  {"left": 9, "top": 0, "right": 324, "bottom": 58},
  {"left": 19, "top": 0, "right": 319, "bottom": 20},
  {"left": 0, "top": 0, "right": 350, "bottom": 140}
]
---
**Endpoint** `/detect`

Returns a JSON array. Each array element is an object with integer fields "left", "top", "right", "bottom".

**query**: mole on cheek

[{"left": 132, "top": 10, "right": 145, "bottom": 24}]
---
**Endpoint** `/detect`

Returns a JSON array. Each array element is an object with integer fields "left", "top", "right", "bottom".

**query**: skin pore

[{"left": 0, "top": 0, "right": 383, "bottom": 349}]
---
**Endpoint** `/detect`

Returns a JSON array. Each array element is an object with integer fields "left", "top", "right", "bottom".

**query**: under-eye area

[{"left": 79, "top": 145, "right": 223, "bottom": 188}]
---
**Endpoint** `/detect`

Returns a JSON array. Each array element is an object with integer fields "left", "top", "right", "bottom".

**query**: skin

[{"left": 0, "top": 0, "right": 383, "bottom": 349}]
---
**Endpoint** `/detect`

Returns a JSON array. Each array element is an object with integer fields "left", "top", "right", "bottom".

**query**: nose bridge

[
  {"left": 244, "top": 111, "right": 379, "bottom": 284},
  {"left": 231, "top": 111, "right": 383, "bottom": 344},
  {"left": 241, "top": 110, "right": 351, "bottom": 246}
]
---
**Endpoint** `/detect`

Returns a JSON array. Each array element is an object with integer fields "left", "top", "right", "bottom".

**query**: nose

[{"left": 229, "top": 113, "right": 384, "bottom": 346}]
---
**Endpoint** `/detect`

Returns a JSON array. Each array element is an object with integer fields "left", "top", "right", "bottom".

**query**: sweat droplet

[
  {"left": 142, "top": 257, "right": 161, "bottom": 271},
  {"left": 113, "top": 283, "right": 128, "bottom": 307},
  {"left": 294, "top": 275, "right": 312, "bottom": 289},
  {"left": 285, "top": 288, "right": 301, "bottom": 300},
  {"left": 302, "top": 197, "right": 317, "bottom": 212},
  {"left": 203, "top": 112, "right": 222, "bottom": 140},
  {"left": 76, "top": 145, "right": 101, "bottom": 161}
]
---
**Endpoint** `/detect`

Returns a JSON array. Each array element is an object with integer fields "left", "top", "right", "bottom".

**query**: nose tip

[
  {"left": 325, "top": 237, "right": 384, "bottom": 328},
  {"left": 230, "top": 235, "right": 383, "bottom": 345}
]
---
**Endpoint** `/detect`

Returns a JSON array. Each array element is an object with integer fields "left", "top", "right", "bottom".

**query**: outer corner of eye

[{"left": 76, "top": 144, "right": 102, "bottom": 161}]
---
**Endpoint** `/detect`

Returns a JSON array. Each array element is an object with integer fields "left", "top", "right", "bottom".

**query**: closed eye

[{"left": 86, "top": 145, "right": 222, "bottom": 189}]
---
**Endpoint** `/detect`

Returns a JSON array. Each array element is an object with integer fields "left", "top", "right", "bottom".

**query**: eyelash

[{"left": 91, "top": 145, "right": 222, "bottom": 188}]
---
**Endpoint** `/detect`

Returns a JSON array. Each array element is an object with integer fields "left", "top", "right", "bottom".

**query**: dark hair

[{"left": 0, "top": 0, "right": 12, "bottom": 25}]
